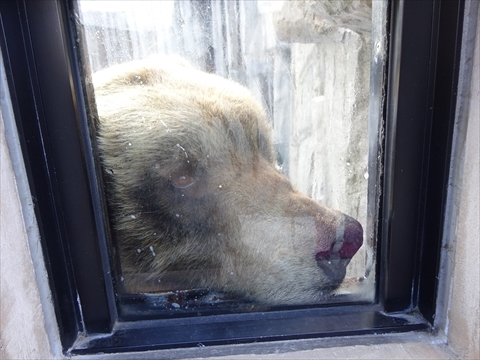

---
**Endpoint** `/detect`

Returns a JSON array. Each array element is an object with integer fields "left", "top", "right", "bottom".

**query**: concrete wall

[
  {"left": 0, "top": 3, "right": 478, "bottom": 360},
  {"left": 446, "top": 3, "right": 480, "bottom": 357},
  {"left": 0, "top": 53, "right": 61, "bottom": 358},
  {"left": 0, "top": 107, "right": 56, "bottom": 357}
]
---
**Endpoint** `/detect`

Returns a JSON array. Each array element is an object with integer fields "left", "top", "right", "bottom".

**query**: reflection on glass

[{"left": 77, "top": 0, "right": 381, "bottom": 309}]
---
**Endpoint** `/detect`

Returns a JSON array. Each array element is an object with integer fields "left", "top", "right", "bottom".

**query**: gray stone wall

[
  {"left": 274, "top": 1, "right": 372, "bottom": 280},
  {"left": 274, "top": 0, "right": 371, "bottom": 225}
]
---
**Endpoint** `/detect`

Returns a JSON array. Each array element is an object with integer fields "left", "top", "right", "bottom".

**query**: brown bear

[{"left": 93, "top": 56, "right": 363, "bottom": 305}]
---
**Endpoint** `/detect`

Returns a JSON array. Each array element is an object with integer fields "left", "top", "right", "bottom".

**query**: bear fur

[{"left": 93, "top": 56, "right": 363, "bottom": 305}]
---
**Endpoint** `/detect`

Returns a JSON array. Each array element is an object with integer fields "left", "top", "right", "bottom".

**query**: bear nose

[
  {"left": 314, "top": 215, "right": 363, "bottom": 284},
  {"left": 315, "top": 215, "right": 363, "bottom": 262},
  {"left": 337, "top": 215, "right": 363, "bottom": 259}
]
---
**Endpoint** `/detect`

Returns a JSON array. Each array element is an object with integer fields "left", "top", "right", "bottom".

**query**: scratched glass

[{"left": 77, "top": 0, "right": 384, "bottom": 311}]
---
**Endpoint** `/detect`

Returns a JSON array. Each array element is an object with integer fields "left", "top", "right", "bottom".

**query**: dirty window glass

[{"left": 76, "top": 0, "right": 383, "bottom": 312}]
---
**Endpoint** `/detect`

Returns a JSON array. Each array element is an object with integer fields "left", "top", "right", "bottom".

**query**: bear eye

[{"left": 170, "top": 174, "right": 196, "bottom": 188}]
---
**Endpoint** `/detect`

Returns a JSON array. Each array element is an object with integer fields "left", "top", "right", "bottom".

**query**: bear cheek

[{"left": 236, "top": 215, "right": 320, "bottom": 260}]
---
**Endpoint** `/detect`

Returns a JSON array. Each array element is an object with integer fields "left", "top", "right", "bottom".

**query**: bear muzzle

[{"left": 315, "top": 215, "right": 363, "bottom": 284}]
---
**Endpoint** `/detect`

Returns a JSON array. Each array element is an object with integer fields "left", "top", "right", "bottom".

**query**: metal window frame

[{"left": 0, "top": 0, "right": 464, "bottom": 355}]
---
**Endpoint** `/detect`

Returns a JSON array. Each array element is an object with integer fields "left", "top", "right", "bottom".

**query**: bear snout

[
  {"left": 338, "top": 216, "right": 363, "bottom": 259},
  {"left": 315, "top": 215, "right": 363, "bottom": 283},
  {"left": 315, "top": 215, "right": 363, "bottom": 261}
]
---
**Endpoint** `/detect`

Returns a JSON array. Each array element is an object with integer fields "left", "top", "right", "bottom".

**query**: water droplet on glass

[{"left": 149, "top": 246, "right": 156, "bottom": 256}]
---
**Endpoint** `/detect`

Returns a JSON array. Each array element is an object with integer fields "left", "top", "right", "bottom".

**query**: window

[
  {"left": 77, "top": 0, "right": 376, "bottom": 310},
  {"left": 0, "top": 0, "right": 465, "bottom": 355}
]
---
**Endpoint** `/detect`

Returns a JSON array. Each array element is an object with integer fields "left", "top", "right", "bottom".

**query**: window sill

[{"left": 73, "top": 332, "right": 455, "bottom": 359}]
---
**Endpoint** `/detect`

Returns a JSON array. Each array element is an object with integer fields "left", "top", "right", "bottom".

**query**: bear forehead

[
  {"left": 96, "top": 58, "right": 265, "bottom": 116},
  {"left": 94, "top": 59, "right": 275, "bottom": 164}
]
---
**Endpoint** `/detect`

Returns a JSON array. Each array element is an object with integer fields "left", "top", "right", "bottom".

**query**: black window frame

[{"left": 0, "top": 0, "right": 465, "bottom": 355}]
